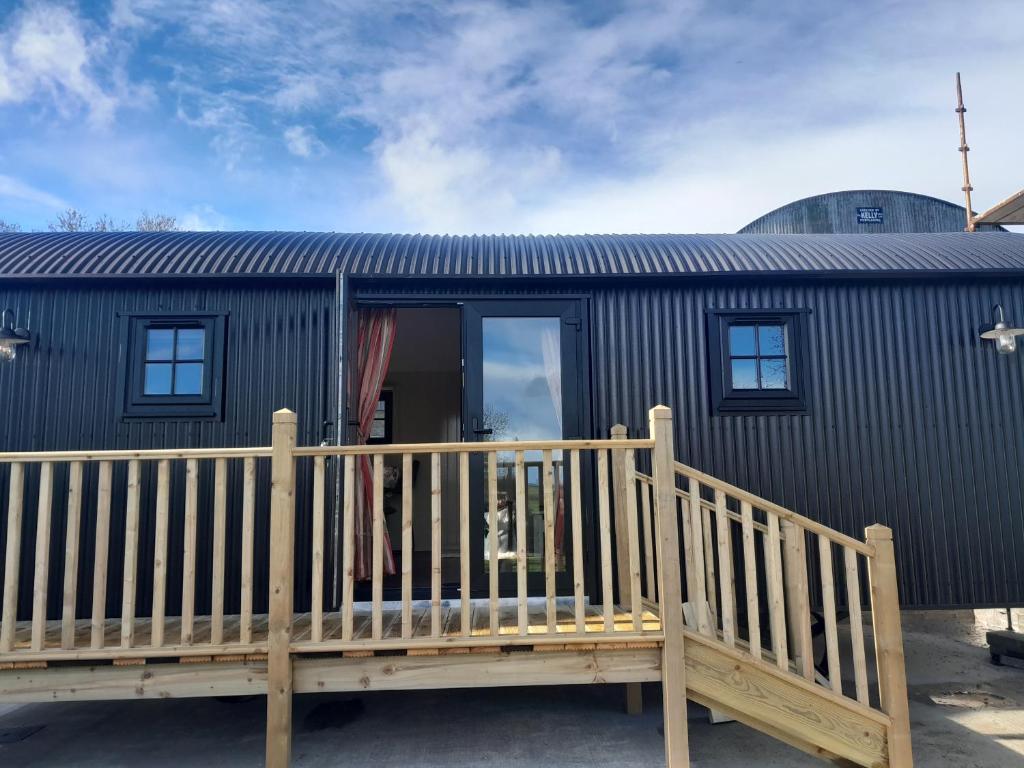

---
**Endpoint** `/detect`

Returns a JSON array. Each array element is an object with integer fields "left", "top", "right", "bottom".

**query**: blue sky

[{"left": 0, "top": 0, "right": 1021, "bottom": 233}]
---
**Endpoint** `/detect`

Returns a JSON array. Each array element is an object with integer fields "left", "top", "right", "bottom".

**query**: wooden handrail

[
  {"left": 0, "top": 447, "right": 271, "bottom": 462},
  {"left": 673, "top": 460, "right": 873, "bottom": 556},
  {"left": 294, "top": 437, "right": 653, "bottom": 456}
]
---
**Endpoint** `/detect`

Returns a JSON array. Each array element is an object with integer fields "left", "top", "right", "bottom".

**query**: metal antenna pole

[{"left": 955, "top": 72, "right": 976, "bottom": 232}]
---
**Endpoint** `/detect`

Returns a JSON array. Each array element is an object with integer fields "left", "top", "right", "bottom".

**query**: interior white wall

[{"left": 382, "top": 308, "right": 462, "bottom": 557}]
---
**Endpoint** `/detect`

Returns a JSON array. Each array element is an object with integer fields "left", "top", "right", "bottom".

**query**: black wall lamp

[
  {"left": 980, "top": 304, "right": 1024, "bottom": 355},
  {"left": 0, "top": 308, "right": 30, "bottom": 363}
]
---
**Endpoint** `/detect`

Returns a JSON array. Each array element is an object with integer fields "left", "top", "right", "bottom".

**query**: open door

[{"left": 463, "top": 300, "right": 586, "bottom": 597}]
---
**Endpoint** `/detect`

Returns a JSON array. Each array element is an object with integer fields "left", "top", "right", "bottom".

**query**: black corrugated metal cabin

[{"left": 1, "top": 230, "right": 1023, "bottom": 620}]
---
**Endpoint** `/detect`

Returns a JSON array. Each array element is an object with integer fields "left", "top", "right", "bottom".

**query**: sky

[{"left": 0, "top": 0, "right": 1021, "bottom": 234}]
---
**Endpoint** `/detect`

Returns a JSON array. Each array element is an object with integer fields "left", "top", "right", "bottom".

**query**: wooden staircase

[{"left": 643, "top": 444, "right": 913, "bottom": 768}]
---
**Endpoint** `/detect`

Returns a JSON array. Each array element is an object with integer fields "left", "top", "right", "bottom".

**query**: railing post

[
  {"left": 865, "top": 524, "right": 913, "bottom": 767},
  {"left": 266, "top": 409, "right": 297, "bottom": 768},
  {"left": 649, "top": 406, "right": 690, "bottom": 768}
]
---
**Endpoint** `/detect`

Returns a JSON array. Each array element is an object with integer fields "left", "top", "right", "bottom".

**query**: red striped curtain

[{"left": 354, "top": 308, "right": 398, "bottom": 581}]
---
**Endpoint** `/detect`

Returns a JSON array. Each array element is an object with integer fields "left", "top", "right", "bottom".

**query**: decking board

[{"left": 0, "top": 598, "right": 661, "bottom": 662}]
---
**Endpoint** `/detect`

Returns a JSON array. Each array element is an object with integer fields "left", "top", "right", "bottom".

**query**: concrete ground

[{"left": 0, "top": 609, "right": 1021, "bottom": 767}]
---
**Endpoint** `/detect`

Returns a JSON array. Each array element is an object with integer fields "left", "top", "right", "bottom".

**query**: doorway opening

[{"left": 375, "top": 306, "right": 462, "bottom": 596}]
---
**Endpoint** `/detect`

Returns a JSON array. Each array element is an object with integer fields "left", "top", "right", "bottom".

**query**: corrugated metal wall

[
  {"left": 590, "top": 278, "right": 1024, "bottom": 608},
  {"left": 0, "top": 280, "right": 336, "bottom": 620},
  {"left": 3, "top": 275, "right": 1022, "bottom": 614}
]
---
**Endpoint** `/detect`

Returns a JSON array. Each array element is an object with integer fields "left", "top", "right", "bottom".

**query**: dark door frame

[
  {"left": 341, "top": 285, "right": 597, "bottom": 604},
  {"left": 462, "top": 299, "right": 587, "bottom": 598}
]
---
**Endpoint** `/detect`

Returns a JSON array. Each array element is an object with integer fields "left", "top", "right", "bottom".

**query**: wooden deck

[
  {"left": 0, "top": 406, "right": 914, "bottom": 767},
  {"left": 2, "top": 599, "right": 663, "bottom": 662}
]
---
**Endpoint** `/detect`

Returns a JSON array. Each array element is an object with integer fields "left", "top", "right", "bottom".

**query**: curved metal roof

[
  {"left": 1, "top": 230, "right": 1023, "bottom": 279},
  {"left": 740, "top": 189, "right": 1004, "bottom": 234}
]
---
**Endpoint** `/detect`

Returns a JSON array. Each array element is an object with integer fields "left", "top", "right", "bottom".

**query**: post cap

[
  {"left": 610, "top": 423, "right": 628, "bottom": 437},
  {"left": 273, "top": 408, "right": 298, "bottom": 423},
  {"left": 864, "top": 523, "right": 892, "bottom": 541},
  {"left": 649, "top": 405, "right": 672, "bottom": 419}
]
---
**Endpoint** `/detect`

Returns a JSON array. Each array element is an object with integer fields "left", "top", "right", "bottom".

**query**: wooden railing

[
  {"left": 287, "top": 434, "right": 662, "bottom": 651},
  {"left": 0, "top": 422, "right": 665, "bottom": 662},
  {"left": 0, "top": 447, "right": 272, "bottom": 661},
  {"left": 672, "top": 460, "right": 912, "bottom": 764}
]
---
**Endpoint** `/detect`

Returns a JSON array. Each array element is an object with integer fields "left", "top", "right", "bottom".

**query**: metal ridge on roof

[{"left": 1, "top": 231, "right": 1023, "bottom": 279}]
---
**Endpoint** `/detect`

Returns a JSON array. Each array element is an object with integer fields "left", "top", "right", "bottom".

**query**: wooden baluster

[
  {"left": 781, "top": 519, "right": 814, "bottom": 680},
  {"left": 340, "top": 455, "right": 356, "bottom": 642},
  {"left": 765, "top": 512, "right": 788, "bottom": 670},
  {"left": 311, "top": 455, "right": 326, "bottom": 643},
  {"left": 150, "top": 459, "right": 170, "bottom": 648},
  {"left": 120, "top": 459, "right": 141, "bottom": 648},
  {"left": 60, "top": 461, "right": 83, "bottom": 650},
  {"left": 543, "top": 449, "right": 556, "bottom": 633},
  {"left": 687, "top": 477, "right": 712, "bottom": 635},
  {"left": 90, "top": 461, "right": 111, "bottom": 650},
  {"left": 714, "top": 490, "right": 736, "bottom": 647},
  {"left": 1, "top": 463, "right": 25, "bottom": 652},
  {"left": 460, "top": 452, "right": 472, "bottom": 637},
  {"left": 515, "top": 451, "right": 528, "bottom": 636},
  {"left": 624, "top": 449, "right": 643, "bottom": 632},
  {"left": 610, "top": 425, "right": 632, "bottom": 612},
  {"left": 210, "top": 458, "right": 228, "bottom": 646},
  {"left": 31, "top": 461, "right": 53, "bottom": 651},
  {"left": 680, "top": 486, "right": 697, "bottom": 602},
  {"left": 371, "top": 454, "right": 384, "bottom": 641},
  {"left": 239, "top": 457, "right": 255, "bottom": 645},
  {"left": 597, "top": 450, "right": 614, "bottom": 631},
  {"left": 640, "top": 479, "right": 656, "bottom": 602},
  {"left": 401, "top": 453, "right": 413, "bottom": 640},
  {"left": 570, "top": 450, "right": 585, "bottom": 634},
  {"left": 431, "top": 452, "right": 442, "bottom": 638},
  {"left": 488, "top": 451, "right": 500, "bottom": 636},
  {"left": 740, "top": 501, "right": 761, "bottom": 660},
  {"left": 818, "top": 535, "right": 841, "bottom": 693},
  {"left": 701, "top": 501, "right": 718, "bottom": 628},
  {"left": 865, "top": 525, "right": 913, "bottom": 767},
  {"left": 845, "top": 547, "right": 870, "bottom": 705},
  {"left": 649, "top": 406, "right": 689, "bottom": 767},
  {"left": 181, "top": 459, "right": 199, "bottom": 645}
]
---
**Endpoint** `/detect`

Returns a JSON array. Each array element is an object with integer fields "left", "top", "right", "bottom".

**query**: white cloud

[
  {"left": 0, "top": 172, "right": 67, "bottom": 209},
  {"left": 283, "top": 125, "right": 325, "bottom": 158},
  {"left": 0, "top": 2, "right": 118, "bottom": 125},
  {"left": 178, "top": 204, "right": 228, "bottom": 231}
]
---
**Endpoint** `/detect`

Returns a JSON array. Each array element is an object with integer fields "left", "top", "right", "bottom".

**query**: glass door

[{"left": 463, "top": 300, "right": 585, "bottom": 596}]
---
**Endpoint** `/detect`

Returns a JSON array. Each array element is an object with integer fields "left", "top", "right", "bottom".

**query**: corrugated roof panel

[{"left": 2, "top": 231, "right": 1024, "bottom": 279}]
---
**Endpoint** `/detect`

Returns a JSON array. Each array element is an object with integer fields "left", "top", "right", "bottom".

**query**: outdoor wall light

[
  {"left": 980, "top": 304, "right": 1024, "bottom": 355},
  {"left": 0, "top": 308, "right": 31, "bottom": 363}
]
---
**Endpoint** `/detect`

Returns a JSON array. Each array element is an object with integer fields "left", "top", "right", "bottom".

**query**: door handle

[{"left": 473, "top": 428, "right": 494, "bottom": 436}]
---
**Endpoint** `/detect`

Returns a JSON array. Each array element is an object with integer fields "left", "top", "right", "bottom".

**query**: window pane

[
  {"left": 370, "top": 418, "right": 386, "bottom": 440},
  {"left": 145, "top": 329, "right": 174, "bottom": 360},
  {"left": 144, "top": 363, "right": 173, "bottom": 394},
  {"left": 760, "top": 359, "right": 788, "bottom": 389},
  {"left": 731, "top": 358, "right": 758, "bottom": 389},
  {"left": 176, "top": 328, "right": 205, "bottom": 360},
  {"left": 174, "top": 363, "right": 204, "bottom": 395},
  {"left": 758, "top": 325, "right": 786, "bottom": 356},
  {"left": 728, "top": 325, "right": 756, "bottom": 356}
]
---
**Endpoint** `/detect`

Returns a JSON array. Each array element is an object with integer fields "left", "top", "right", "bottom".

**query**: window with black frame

[
  {"left": 708, "top": 309, "right": 808, "bottom": 414},
  {"left": 119, "top": 313, "right": 226, "bottom": 419}
]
